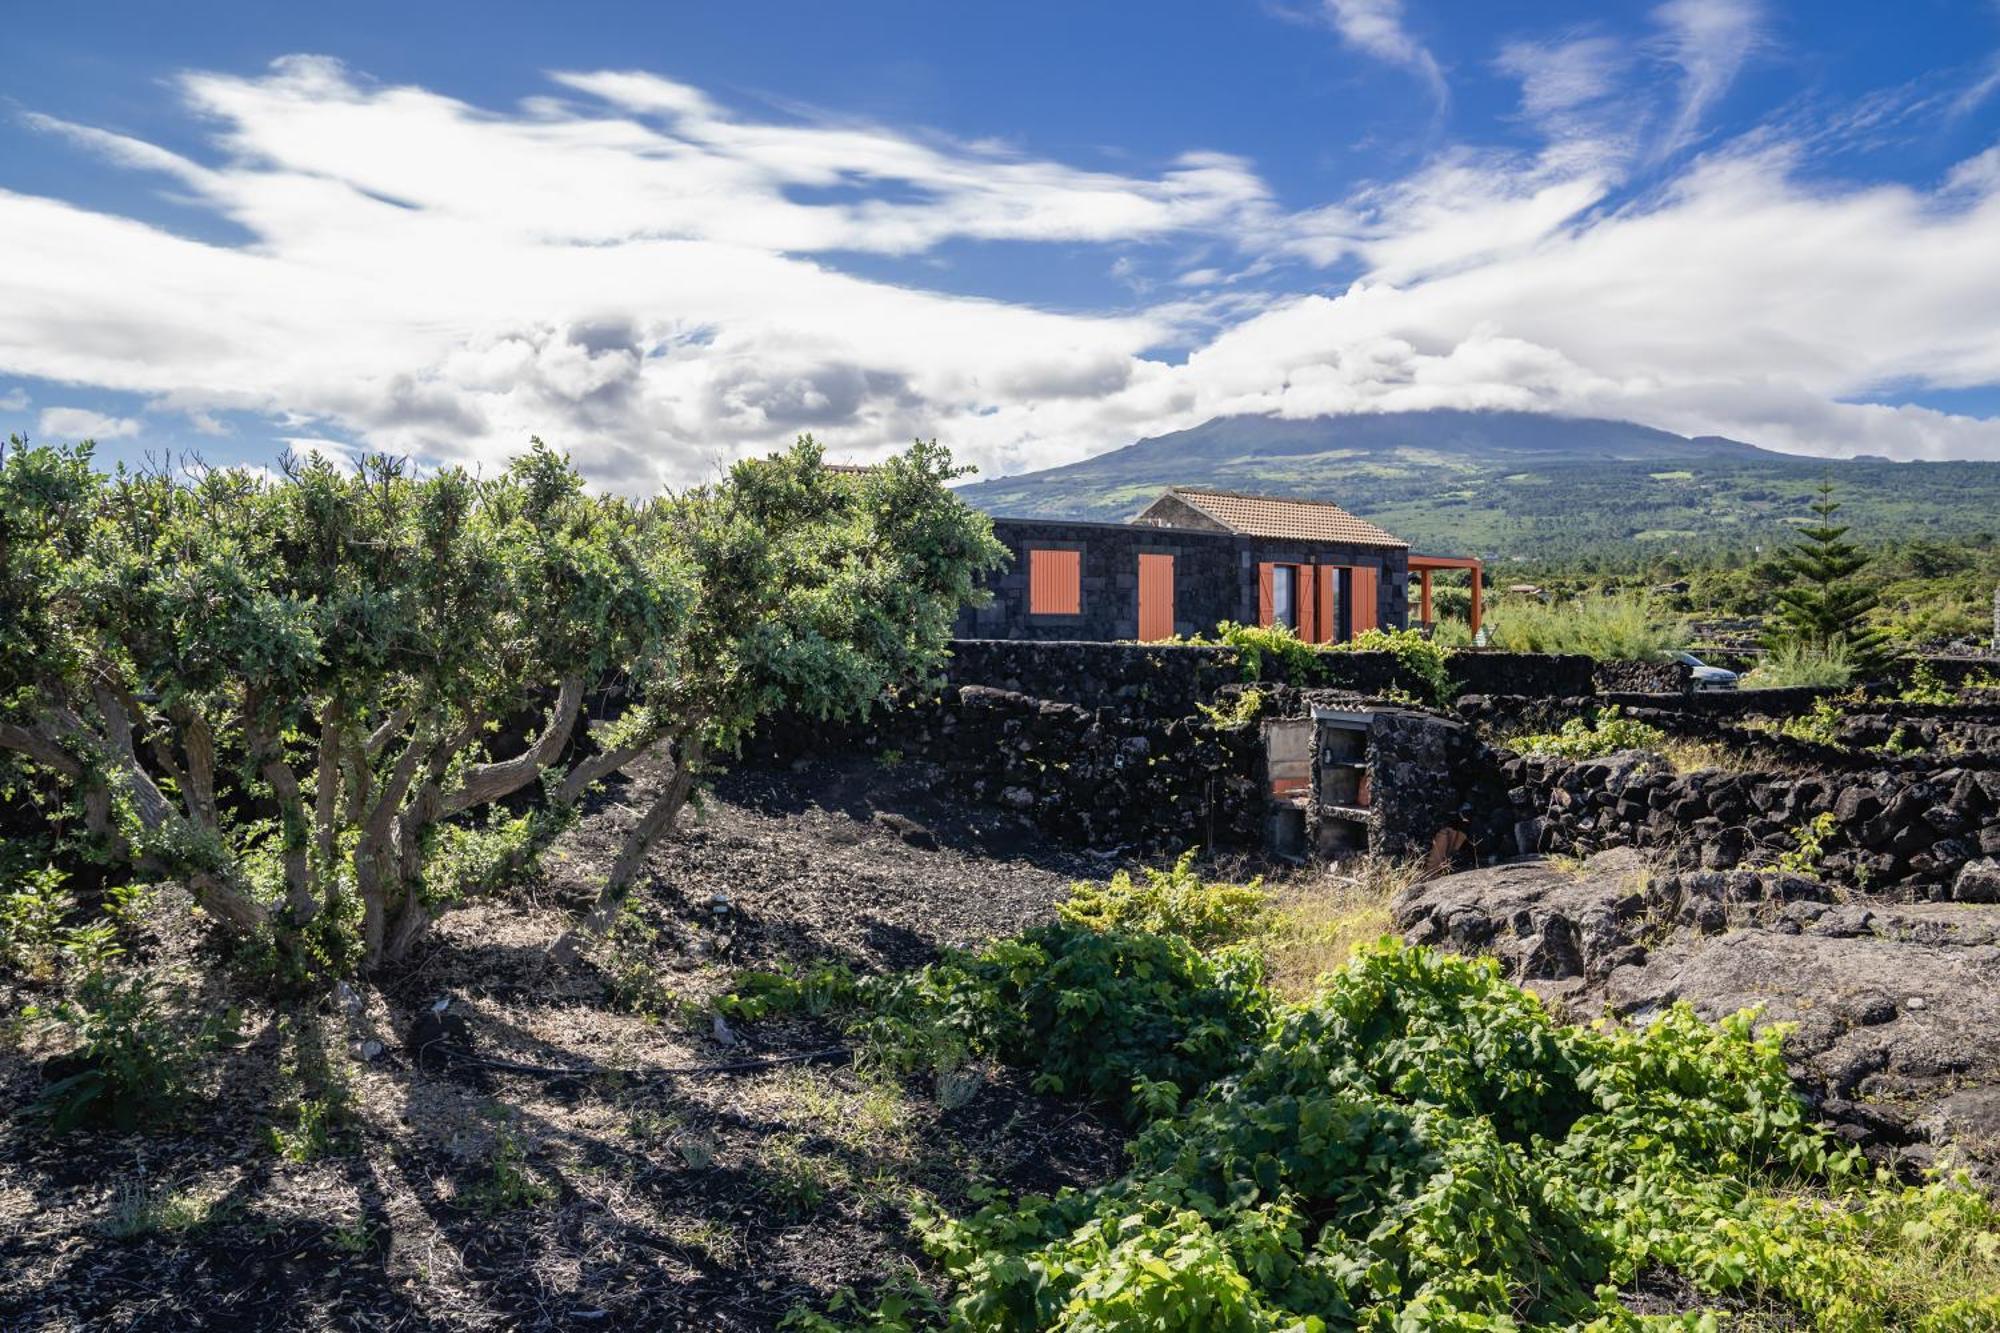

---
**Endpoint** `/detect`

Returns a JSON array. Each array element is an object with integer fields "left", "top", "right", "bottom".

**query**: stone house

[{"left": 955, "top": 486, "right": 1483, "bottom": 643}]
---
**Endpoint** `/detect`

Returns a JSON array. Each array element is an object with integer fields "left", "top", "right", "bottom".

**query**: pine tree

[{"left": 1763, "top": 477, "right": 1894, "bottom": 672}]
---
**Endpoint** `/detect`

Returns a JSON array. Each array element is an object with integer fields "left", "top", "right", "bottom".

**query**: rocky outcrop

[{"left": 1395, "top": 850, "right": 2000, "bottom": 1178}]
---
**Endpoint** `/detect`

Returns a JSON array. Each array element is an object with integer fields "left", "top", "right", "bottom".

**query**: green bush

[
  {"left": 1195, "top": 623, "right": 1456, "bottom": 706},
  {"left": 1204, "top": 621, "right": 1325, "bottom": 682},
  {"left": 1, "top": 863, "right": 73, "bottom": 982},
  {"left": 1743, "top": 640, "right": 1855, "bottom": 689},
  {"left": 26, "top": 966, "right": 238, "bottom": 1132},
  {"left": 1055, "top": 851, "right": 1267, "bottom": 950},
  {"left": 853, "top": 924, "right": 1270, "bottom": 1120},
  {"left": 1897, "top": 662, "right": 1956, "bottom": 706},
  {"left": 1508, "top": 707, "right": 1669, "bottom": 760},
  {"left": 901, "top": 942, "right": 2000, "bottom": 1331},
  {"left": 1333, "top": 627, "right": 1456, "bottom": 707},
  {"left": 1485, "top": 593, "right": 1687, "bottom": 661}
]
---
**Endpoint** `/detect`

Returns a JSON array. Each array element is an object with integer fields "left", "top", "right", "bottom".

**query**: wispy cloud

[
  {"left": 1653, "top": 0, "right": 1766, "bottom": 155},
  {"left": 1495, "top": 33, "right": 1628, "bottom": 135},
  {"left": 0, "top": 387, "right": 27, "bottom": 413},
  {"left": 1320, "top": 0, "right": 1449, "bottom": 108}
]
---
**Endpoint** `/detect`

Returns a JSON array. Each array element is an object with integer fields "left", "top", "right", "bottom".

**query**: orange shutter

[
  {"left": 1317, "top": 565, "right": 1337, "bottom": 643},
  {"left": 1137, "top": 553, "right": 1175, "bottom": 641},
  {"left": 1296, "top": 565, "right": 1317, "bottom": 642},
  {"left": 1349, "top": 566, "right": 1378, "bottom": 634},
  {"left": 1028, "top": 549, "right": 1081, "bottom": 615},
  {"left": 1257, "top": 562, "right": 1275, "bottom": 626}
]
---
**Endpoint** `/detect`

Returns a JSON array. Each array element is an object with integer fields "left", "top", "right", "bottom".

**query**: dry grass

[
  {"left": 1252, "top": 857, "right": 1428, "bottom": 1002},
  {"left": 1657, "top": 736, "right": 1762, "bottom": 774}
]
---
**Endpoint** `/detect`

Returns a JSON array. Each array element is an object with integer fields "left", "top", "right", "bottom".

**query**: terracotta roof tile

[{"left": 1165, "top": 488, "right": 1408, "bottom": 548}]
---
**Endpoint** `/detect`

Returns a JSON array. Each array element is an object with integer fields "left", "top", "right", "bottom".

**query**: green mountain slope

[{"left": 955, "top": 410, "right": 2000, "bottom": 561}]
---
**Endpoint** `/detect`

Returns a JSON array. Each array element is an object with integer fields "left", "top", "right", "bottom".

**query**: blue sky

[{"left": 3, "top": 0, "right": 1999, "bottom": 486}]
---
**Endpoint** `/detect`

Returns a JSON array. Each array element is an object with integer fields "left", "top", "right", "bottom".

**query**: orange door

[
  {"left": 1137, "top": 553, "right": 1175, "bottom": 641},
  {"left": 1349, "top": 566, "right": 1379, "bottom": 635}
]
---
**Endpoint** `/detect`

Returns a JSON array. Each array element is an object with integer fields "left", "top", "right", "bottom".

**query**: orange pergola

[{"left": 1408, "top": 554, "right": 1483, "bottom": 636}]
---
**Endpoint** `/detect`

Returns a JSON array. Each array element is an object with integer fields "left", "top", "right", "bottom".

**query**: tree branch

[{"left": 438, "top": 675, "right": 583, "bottom": 817}]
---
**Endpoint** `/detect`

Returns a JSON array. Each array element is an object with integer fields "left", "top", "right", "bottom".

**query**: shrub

[
  {"left": 1205, "top": 621, "right": 1324, "bottom": 682},
  {"left": 1, "top": 863, "right": 73, "bottom": 982},
  {"left": 1508, "top": 707, "right": 1668, "bottom": 760},
  {"left": 0, "top": 435, "right": 1002, "bottom": 973},
  {"left": 894, "top": 942, "right": 2000, "bottom": 1331},
  {"left": 1056, "top": 851, "right": 1267, "bottom": 950},
  {"left": 1199, "top": 623, "right": 1456, "bottom": 706},
  {"left": 1763, "top": 693, "right": 1855, "bottom": 748},
  {"left": 1743, "top": 640, "right": 1855, "bottom": 689},
  {"left": 1484, "top": 592, "right": 1687, "bottom": 660},
  {"left": 26, "top": 964, "right": 237, "bottom": 1132},
  {"left": 855, "top": 924, "right": 1271, "bottom": 1120},
  {"left": 1771, "top": 812, "right": 1839, "bottom": 877},
  {"left": 1897, "top": 662, "right": 1956, "bottom": 706},
  {"left": 1331, "top": 627, "right": 1456, "bottom": 707}
]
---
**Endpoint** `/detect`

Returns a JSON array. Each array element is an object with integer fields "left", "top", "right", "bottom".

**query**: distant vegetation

[
  {"left": 1483, "top": 591, "right": 1688, "bottom": 661},
  {"left": 956, "top": 409, "right": 2000, "bottom": 564}
]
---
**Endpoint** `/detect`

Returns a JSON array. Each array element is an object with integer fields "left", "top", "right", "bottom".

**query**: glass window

[{"left": 1272, "top": 565, "right": 1295, "bottom": 628}]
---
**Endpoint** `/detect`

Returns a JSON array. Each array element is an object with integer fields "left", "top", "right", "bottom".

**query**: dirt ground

[{"left": 0, "top": 757, "right": 1130, "bottom": 1331}]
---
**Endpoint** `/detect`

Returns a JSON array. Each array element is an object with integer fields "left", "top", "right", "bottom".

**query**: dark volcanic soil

[{"left": 0, "top": 758, "right": 1125, "bottom": 1332}]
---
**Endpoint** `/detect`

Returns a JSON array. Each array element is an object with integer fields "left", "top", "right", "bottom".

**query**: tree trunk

[{"left": 549, "top": 734, "right": 704, "bottom": 963}]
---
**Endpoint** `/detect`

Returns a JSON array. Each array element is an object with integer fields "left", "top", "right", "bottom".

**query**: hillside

[{"left": 955, "top": 410, "right": 2000, "bottom": 560}]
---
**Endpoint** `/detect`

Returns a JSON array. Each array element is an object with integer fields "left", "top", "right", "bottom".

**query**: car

[{"left": 1672, "top": 650, "right": 1739, "bottom": 691}]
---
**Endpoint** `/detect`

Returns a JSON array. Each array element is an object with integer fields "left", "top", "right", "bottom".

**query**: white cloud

[
  {"left": 38, "top": 407, "right": 141, "bottom": 440},
  {"left": 1, "top": 51, "right": 1998, "bottom": 492},
  {"left": 1653, "top": 0, "right": 1765, "bottom": 155},
  {"left": 0, "top": 388, "right": 27, "bottom": 412},
  {"left": 1495, "top": 34, "right": 1627, "bottom": 132},
  {"left": 1320, "top": 0, "right": 1449, "bottom": 107}
]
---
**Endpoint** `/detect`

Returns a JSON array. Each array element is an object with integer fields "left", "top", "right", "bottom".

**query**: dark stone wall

[
  {"left": 1450, "top": 652, "right": 1597, "bottom": 698},
  {"left": 939, "top": 640, "right": 1242, "bottom": 715},
  {"left": 1592, "top": 659, "right": 1692, "bottom": 693},
  {"left": 1501, "top": 752, "right": 2000, "bottom": 899},
  {"left": 957, "top": 517, "right": 1409, "bottom": 641},
  {"left": 940, "top": 642, "right": 1626, "bottom": 713},
  {"left": 752, "top": 683, "right": 1267, "bottom": 852}
]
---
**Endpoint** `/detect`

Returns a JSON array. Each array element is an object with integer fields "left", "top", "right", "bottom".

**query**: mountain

[{"left": 954, "top": 410, "right": 2000, "bottom": 561}]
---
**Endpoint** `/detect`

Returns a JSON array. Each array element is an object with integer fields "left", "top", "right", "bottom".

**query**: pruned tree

[
  {"left": 0, "top": 432, "right": 1000, "bottom": 974},
  {"left": 1763, "top": 477, "right": 1893, "bottom": 674}
]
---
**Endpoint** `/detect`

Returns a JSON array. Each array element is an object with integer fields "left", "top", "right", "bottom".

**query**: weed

[
  {"left": 1247, "top": 858, "right": 1417, "bottom": 1001},
  {"left": 462, "top": 1128, "right": 556, "bottom": 1213},
  {"left": 328, "top": 1216, "right": 379, "bottom": 1256},
  {"left": 1743, "top": 641, "right": 1856, "bottom": 689},
  {"left": 267, "top": 1092, "right": 352, "bottom": 1163},
  {"left": 102, "top": 1178, "right": 228, "bottom": 1239},
  {"left": 758, "top": 1133, "right": 843, "bottom": 1218},
  {"left": 26, "top": 960, "right": 239, "bottom": 1133},
  {"left": 1897, "top": 662, "right": 1957, "bottom": 706},
  {"left": 1056, "top": 849, "right": 1268, "bottom": 950},
  {"left": 0, "top": 863, "right": 73, "bottom": 982},
  {"left": 1196, "top": 687, "right": 1265, "bottom": 729},
  {"left": 1771, "top": 812, "right": 1840, "bottom": 877},
  {"left": 1508, "top": 706, "right": 1669, "bottom": 760},
  {"left": 1483, "top": 591, "right": 1687, "bottom": 660}
]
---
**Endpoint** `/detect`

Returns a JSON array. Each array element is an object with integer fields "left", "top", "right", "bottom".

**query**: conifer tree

[{"left": 1763, "top": 477, "right": 1893, "bottom": 673}]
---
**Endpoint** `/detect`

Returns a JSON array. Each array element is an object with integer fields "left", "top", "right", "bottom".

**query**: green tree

[
  {"left": 0, "top": 433, "right": 1001, "bottom": 973},
  {"left": 1762, "top": 478, "right": 1893, "bottom": 673}
]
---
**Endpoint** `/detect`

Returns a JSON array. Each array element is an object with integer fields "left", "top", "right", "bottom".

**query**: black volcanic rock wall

[{"left": 1502, "top": 750, "right": 2000, "bottom": 899}]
